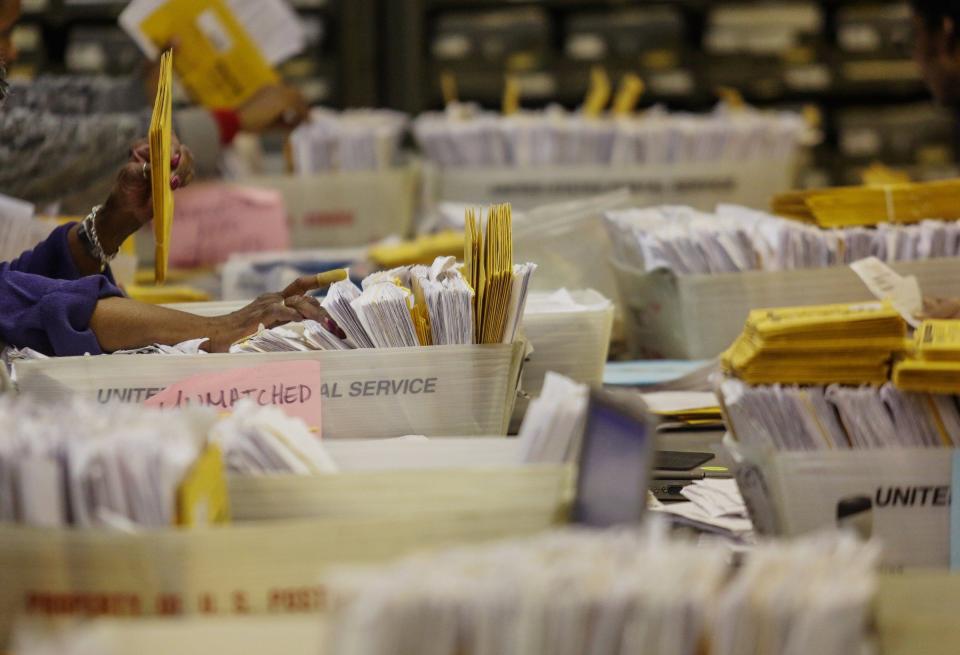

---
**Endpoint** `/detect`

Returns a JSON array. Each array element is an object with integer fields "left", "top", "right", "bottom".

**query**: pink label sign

[{"left": 144, "top": 361, "right": 323, "bottom": 428}]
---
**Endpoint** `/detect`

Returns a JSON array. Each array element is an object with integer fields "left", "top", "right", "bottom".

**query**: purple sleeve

[
  {"left": 8, "top": 222, "right": 117, "bottom": 285},
  {"left": 0, "top": 266, "right": 123, "bottom": 356}
]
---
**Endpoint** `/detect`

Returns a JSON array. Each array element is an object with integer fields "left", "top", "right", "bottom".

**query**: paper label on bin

[
  {"left": 145, "top": 361, "right": 323, "bottom": 427},
  {"left": 850, "top": 257, "right": 922, "bottom": 327}
]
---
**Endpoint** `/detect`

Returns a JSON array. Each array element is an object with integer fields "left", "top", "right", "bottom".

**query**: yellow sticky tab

[
  {"left": 150, "top": 49, "right": 174, "bottom": 284},
  {"left": 177, "top": 445, "right": 231, "bottom": 527},
  {"left": 139, "top": 0, "right": 279, "bottom": 109}
]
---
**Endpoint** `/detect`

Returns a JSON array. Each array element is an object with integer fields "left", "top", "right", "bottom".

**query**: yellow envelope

[
  {"left": 150, "top": 49, "right": 174, "bottom": 284},
  {"left": 140, "top": 0, "right": 279, "bottom": 108}
]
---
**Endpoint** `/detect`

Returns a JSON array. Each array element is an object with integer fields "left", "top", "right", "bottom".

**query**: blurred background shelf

[
  {"left": 12, "top": 0, "right": 959, "bottom": 186},
  {"left": 14, "top": 0, "right": 378, "bottom": 107}
]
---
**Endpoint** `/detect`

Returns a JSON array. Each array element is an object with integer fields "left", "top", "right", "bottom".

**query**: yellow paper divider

[
  {"left": 150, "top": 49, "right": 174, "bottom": 284},
  {"left": 502, "top": 75, "right": 521, "bottom": 116},
  {"left": 139, "top": 0, "right": 279, "bottom": 108},
  {"left": 582, "top": 66, "right": 611, "bottom": 118},
  {"left": 440, "top": 70, "right": 459, "bottom": 106},
  {"left": 612, "top": 74, "right": 644, "bottom": 116},
  {"left": 716, "top": 86, "right": 746, "bottom": 111},
  {"left": 176, "top": 445, "right": 230, "bottom": 527},
  {"left": 409, "top": 275, "right": 433, "bottom": 346}
]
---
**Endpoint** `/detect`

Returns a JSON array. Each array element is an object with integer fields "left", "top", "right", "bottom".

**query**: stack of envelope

[
  {"left": 0, "top": 395, "right": 356, "bottom": 529},
  {"left": 413, "top": 102, "right": 806, "bottom": 168},
  {"left": 719, "top": 377, "right": 960, "bottom": 451},
  {"left": 288, "top": 108, "right": 408, "bottom": 173},
  {"left": 150, "top": 49, "right": 174, "bottom": 284},
  {"left": 605, "top": 204, "right": 960, "bottom": 275},
  {"left": 0, "top": 395, "right": 224, "bottom": 528},
  {"left": 641, "top": 390, "right": 724, "bottom": 429},
  {"left": 772, "top": 178, "right": 960, "bottom": 228},
  {"left": 722, "top": 301, "right": 907, "bottom": 385},
  {"left": 894, "top": 319, "right": 960, "bottom": 394},
  {"left": 323, "top": 530, "right": 878, "bottom": 655}
]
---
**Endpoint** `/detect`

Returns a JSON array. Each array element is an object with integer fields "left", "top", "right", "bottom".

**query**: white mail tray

[
  {"left": 237, "top": 164, "right": 418, "bottom": 247},
  {"left": 13, "top": 343, "right": 526, "bottom": 439},
  {"left": 0, "top": 459, "right": 566, "bottom": 647},
  {"left": 513, "top": 289, "right": 614, "bottom": 428},
  {"left": 426, "top": 158, "right": 797, "bottom": 212},
  {"left": 611, "top": 257, "right": 960, "bottom": 360},
  {"left": 730, "top": 439, "right": 952, "bottom": 569}
]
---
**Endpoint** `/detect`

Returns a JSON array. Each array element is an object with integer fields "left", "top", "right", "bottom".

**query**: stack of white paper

[
  {"left": 230, "top": 321, "right": 353, "bottom": 353},
  {"left": 501, "top": 262, "right": 537, "bottom": 344},
  {"left": 414, "top": 102, "right": 807, "bottom": 168},
  {"left": 721, "top": 377, "right": 960, "bottom": 451},
  {"left": 323, "top": 529, "right": 878, "bottom": 655},
  {"left": 240, "top": 257, "right": 532, "bottom": 351},
  {"left": 516, "top": 372, "right": 589, "bottom": 464},
  {"left": 211, "top": 401, "right": 337, "bottom": 475},
  {"left": 321, "top": 280, "right": 375, "bottom": 349},
  {"left": 289, "top": 108, "right": 408, "bottom": 173},
  {"left": 351, "top": 282, "right": 419, "bottom": 349},
  {"left": 0, "top": 396, "right": 210, "bottom": 528},
  {"left": 410, "top": 257, "right": 475, "bottom": 346},
  {"left": 606, "top": 204, "right": 960, "bottom": 275},
  {"left": 113, "top": 338, "right": 211, "bottom": 356},
  {"left": 651, "top": 478, "right": 753, "bottom": 541}
]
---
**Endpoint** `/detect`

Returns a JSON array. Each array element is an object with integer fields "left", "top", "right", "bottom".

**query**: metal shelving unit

[
  {"left": 381, "top": 0, "right": 957, "bottom": 185},
  {"left": 14, "top": 0, "right": 379, "bottom": 108}
]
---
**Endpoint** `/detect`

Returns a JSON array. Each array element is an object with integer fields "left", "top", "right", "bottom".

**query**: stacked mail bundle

[
  {"left": 414, "top": 102, "right": 805, "bottom": 168},
  {"left": 0, "top": 397, "right": 338, "bottom": 528},
  {"left": 324, "top": 530, "right": 878, "bottom": 655},
  {"left": 0, "top": 396, "right": 212, "bottom": 529},
  {"left": 773, "top": 178, "right": 960, "bottom": 228},
  {"left": 234, "top": 204, "right": 536, "bottom": 352},
  {"left": 894, "top": 320, "right": 960, "bottom": 394},
  {"left": 721, "top": 301, "right": 907, "bottom": 385},
  {"left": 289, "top": 108, "right": 409, "bottom": 173},
  {"left": 720, "top": 377, "right": 960, "bottom": 451},
  {"left": 605, "top": 204, "right": 960, "bottom": 275}
]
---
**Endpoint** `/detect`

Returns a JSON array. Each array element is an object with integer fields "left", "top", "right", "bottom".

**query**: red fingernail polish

[
  {"left": 172, "top": 153, "right": 181, "bottom": 167},
  {"left": 170, "top": 176, "right": 181, "bottom": 190}
]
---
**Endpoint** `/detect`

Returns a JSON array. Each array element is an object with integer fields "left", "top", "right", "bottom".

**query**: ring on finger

[{"left": 141, "top": 162, "right": 149, "bottom": 179}]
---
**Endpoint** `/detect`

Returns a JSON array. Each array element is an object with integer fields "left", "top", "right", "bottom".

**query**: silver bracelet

[{"left": 80, "top": 205, "right": 116, "bottom": 270}]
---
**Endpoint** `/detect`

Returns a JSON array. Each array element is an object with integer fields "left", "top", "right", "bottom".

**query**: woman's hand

[
  {"left": 95, "top": 137, "right": 195, "bottom": 254},
  {"left": 236, "top": 84, "right": 310, "bottom": 132},
  {"left": 205, "top": 275, "right": 329, "bottom": 352}
]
